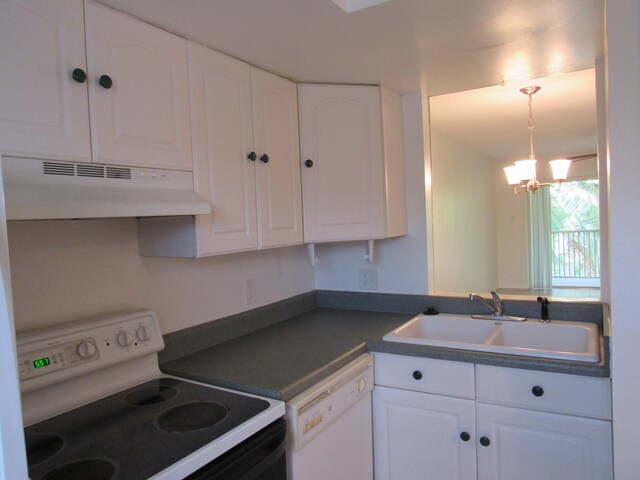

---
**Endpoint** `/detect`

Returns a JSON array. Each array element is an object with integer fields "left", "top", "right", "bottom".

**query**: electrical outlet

[
  {"left": 358, "top": 268, "right": 379, "bottom": 290},
  {"left": 245, "top": 278, "right": 256, "bottom": 305}
]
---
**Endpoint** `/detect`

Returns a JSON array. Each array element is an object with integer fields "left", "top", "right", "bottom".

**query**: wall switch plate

[
  {"left": 245, "top": 278, "right": 256, "bottom": 305},
  {"left": 358, "top": 268, "right": 379, "bottom": 290}
]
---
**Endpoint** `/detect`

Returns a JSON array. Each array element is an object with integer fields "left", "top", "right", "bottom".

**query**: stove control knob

[
  {"left": 117, "top": 331, "right": 133, "bottom": 347},
  {"left": 136, "top": 326, "right": 152, "bottom": 342},
  {"left": 76, "top": 340, "right": 97, "bottom": 358}
]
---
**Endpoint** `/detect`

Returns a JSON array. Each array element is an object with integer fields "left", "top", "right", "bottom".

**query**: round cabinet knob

[
  {"left": 479, "top": 436, "right": 491, "bottom": 447},
  {"left": 136, "top": 326, "right": 152, "bottom": 342},
  {"left": 98, "top": 74, "right": 113, "bottom": 89},
  {"left": 260, "top": 154, "right": 269, "bottom": 163},
  {"left": 247, "top": 151, "right": 257, "bottom": 161},
  {"left": 76, "top": 340, "right": 97, "bottom": 358},
  {"left": 460, "top": 432, "right": 471, "bottom": 442},
  {"left": 117, "top": 331, "right": 133, "bottom": 348},
  {"left": 531, "top": 385, "right": 544, "bottom": 397},
  {"left": 304, "top": 159, "right": 314, "bottom": 168},
  {"left": 72, "top": 68, "right": 87, "bottom": 83},
  {"left": 412, "top": 370, "right": 423, "bottom": 380}
]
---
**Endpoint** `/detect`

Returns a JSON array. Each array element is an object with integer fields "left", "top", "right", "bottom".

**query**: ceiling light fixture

[
  {"left": 331, "top": 0, "right": 392, "bottom": 13},
  {"left": 503, "top": 86, "right": 572, "bottom": 195}
]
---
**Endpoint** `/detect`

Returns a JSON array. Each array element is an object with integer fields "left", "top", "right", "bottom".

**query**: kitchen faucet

[{"left": 469, "top": 291, "right": 504, "bottom": 316}]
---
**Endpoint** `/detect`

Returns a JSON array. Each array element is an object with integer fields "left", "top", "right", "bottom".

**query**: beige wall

[
  {"left": 494, "top": 171, "right": 530, "bottom": 289},
  {"left": 430, "top": 130, "right": 498, "bottom": 293},
  {"left": 7, "top": 218, "right": 315, "bottom": 334}
]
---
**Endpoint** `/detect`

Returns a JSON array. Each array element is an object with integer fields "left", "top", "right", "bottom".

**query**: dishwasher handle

[{"left": 287, "top": 360, "right": 374, "bottom": 451}]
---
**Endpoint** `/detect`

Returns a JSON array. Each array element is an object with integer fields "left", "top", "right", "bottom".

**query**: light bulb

[
  {"left": 514, "top": 159, "right": 537, "bottom": 181},
  {"left": 549, "top": 159, "right": 572, "bottom": 181},
  {"left": 504, "top": 165, "right": 523, "bottom": 185}
]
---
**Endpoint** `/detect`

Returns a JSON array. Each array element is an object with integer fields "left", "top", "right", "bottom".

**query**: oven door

[{"left": 185, "top": 418, "right": 286, "bottom": 480}]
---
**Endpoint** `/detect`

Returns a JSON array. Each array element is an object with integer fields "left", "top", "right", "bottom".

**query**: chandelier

[{"left": 503, "top": 86, "right": 572, "bottom": 195}]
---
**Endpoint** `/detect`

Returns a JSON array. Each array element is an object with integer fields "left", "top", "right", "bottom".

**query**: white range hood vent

[{"left": 1, "top": 157, "right": 211, "bottom": 220}]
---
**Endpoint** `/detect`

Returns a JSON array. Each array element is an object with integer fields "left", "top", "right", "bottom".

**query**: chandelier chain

[{"left": 527, "top": 91, "right": 536, "bottom": 160}]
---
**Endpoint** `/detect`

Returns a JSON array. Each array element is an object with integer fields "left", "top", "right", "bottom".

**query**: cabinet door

[
  {"left": 188, "top": 42, "right": 257, "bottom": 255},
  {"left": 85, "top": 1, "right": 192, "bottom": 170},
  {"left": 0, "top": 0, "right": 90, "bottom": 162},
  {"left": 299, "top": 84, "right": 385, "bottom": 242},
  {"left": 373, "top": 386, "right": 477, "bottom": 480},
  {"left": 251, "top": 68, "right": 303, "bottom": 249},
  {"left": 476, "top": 403, "right": 613, "bottom": 480}
]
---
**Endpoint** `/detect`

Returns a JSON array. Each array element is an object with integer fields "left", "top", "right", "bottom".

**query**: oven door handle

[
  {"left": 237, "top": 435, "right": 286, "bottom": 480},
  {"left": 185, "top": 419, "right": 287, "bottom": 480}
]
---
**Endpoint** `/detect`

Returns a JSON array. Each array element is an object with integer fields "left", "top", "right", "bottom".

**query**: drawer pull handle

[
  {"left": 460, "top": 432, "right": 470, "bottom": 442},
  {"left": 532, "top": 385, "right": 544, "bottom": 397},
  {"left": 412, "top": 370, "right": 422, "bottom": 380},
  {"left": 247, "top": 151, "right": 257, "bottom": 161},
  {"left": 479, "top": 436, "right": 491, "bottom": 447}
]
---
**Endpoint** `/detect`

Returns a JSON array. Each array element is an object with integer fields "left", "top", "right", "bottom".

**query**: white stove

[{"left": 17, "top": 310, "right": 285, "bottom": 480}]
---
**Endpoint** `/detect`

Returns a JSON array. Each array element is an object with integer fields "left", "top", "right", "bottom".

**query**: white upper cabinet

[
  {"left": 0, "top": 0, "right": 192, "bottom": 171},
  {"left": 251, "top": 68, "right": 303, "bottom": 249},
  {"left": 298, "top": 84, "right": 407, "bottom": 243},
  {"left": 0, "top": 0, "right": 91, "bottom": 162},
  {"left": 189, "top": 43, "right": 257, "bottom": 254},
  {"left": 138, "top": 45, "right": 302, "bottom": 257},
  {"left": 85, "top": 1, "right": 192, "bottom": 170}
]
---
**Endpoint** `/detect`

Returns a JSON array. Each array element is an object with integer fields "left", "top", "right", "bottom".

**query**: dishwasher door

[{"left": 286, "top": 354, "right": 374, "bottom": 480}]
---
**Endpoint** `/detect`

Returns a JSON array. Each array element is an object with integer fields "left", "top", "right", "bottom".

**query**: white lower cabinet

[
  {"left": 373, "top": 386, "right": 477, "bottom": 480},
  {"left": 372, "top": 353, "right": 613, "bottom": 480},
  {"left": 476, "top": 403, "right": 612, "bottom": 480}
]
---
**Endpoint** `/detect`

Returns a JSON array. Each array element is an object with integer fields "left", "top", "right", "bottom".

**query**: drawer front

[
  {"left": 374, "top": 353, "right": 475, "bottom": 399},
  {"left": 476, "top": 365, "right": 611, "bottom": 420}
]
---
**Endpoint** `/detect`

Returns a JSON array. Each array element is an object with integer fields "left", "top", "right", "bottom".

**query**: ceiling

[
  {"left": 430, "top": 68, "right": 598, "bottom": 162},
  {"left": 97, "top": 0, "right": 604, "bottom": 96}
]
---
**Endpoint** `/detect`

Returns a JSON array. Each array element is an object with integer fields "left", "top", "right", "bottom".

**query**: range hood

[{"left": 1, "top": 157, "right": 211, "bottom": 220}]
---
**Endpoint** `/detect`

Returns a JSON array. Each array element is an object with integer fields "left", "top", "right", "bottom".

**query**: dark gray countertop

[
  {"left": 161, "top": 308, "right": 411, "bottom": 401},
  {"left": 161, "top": 304, "right": 609, "bottom": 402}
]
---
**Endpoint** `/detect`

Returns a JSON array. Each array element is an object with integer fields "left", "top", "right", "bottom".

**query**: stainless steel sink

[{"left": 383, "top": 313, "right": 600, "bottom": 363}]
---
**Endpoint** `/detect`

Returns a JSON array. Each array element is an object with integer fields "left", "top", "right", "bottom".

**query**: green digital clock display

[{"left": 33, "top": 357, "right": 50, "bottom": 369}]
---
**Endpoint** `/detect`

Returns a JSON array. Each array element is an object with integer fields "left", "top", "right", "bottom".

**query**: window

[{"left": 550, "top": 180, "right": 600, "bottom": 287}]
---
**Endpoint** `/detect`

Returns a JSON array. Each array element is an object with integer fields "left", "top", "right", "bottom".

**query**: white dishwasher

[{"left": 286, "top": 353, "right": 374, "bottom": 480}]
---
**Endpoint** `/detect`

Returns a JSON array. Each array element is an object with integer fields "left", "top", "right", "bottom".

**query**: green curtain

[{"left": 529, "top": 189, "right": 552, "bottom": 289}]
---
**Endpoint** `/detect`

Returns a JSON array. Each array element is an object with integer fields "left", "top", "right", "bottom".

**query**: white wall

[
  {"left": 606, "top": 1, "right": 640, "bottom": 478},
  {"left": 430, "top": 131, "right": 498, "bottom": 293},
  {"left": 0, "top": 163, "right": 27, "bottom": 480},
  {"left": 314, "top": 93, "right": 429, "bottom": 294},
  {"left": 7, "top": 219, "right": 315, "bottom": 334}
]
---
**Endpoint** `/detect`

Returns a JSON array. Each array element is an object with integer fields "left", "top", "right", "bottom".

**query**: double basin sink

[{"left": 383, "top": 313, "right": 600, "bottom": 363}]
